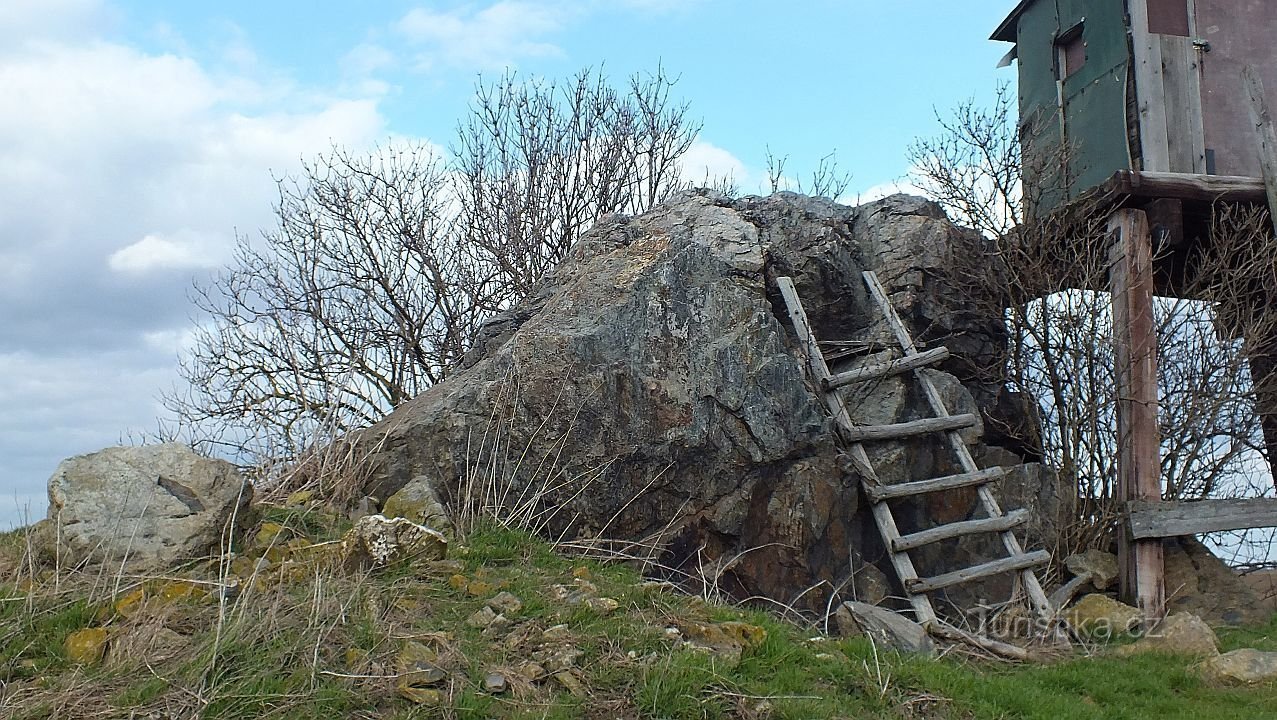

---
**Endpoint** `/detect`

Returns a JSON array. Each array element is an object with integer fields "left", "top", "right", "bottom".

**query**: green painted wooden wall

[{"left": 1005, "top": 0, "right": 1134, "bottom": 214}]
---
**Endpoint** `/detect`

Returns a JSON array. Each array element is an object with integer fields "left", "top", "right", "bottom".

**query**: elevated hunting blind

[
  {"left": 993, "top": 1, "right": 1277, "bottom": 623},
  {"left": 993, "top": 0, "right": 1277, "bottom": 214}
]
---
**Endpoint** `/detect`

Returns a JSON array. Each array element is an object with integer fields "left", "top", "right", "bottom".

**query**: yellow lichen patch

[
  {"left": 466, "top": 580, "right": 496, "bottom": 597},
  {"left": 344, "top": 647, "right": 370, "bottom": 672},
  {"left": 65, "top": 627, "right": 110, "bottom": 665},
  {"left": 679, "top": 620, "right": 768, "bottom": 661},
  {"left": 113, "top": 587, "right": 147, "bottom": 618},
  {"left": 229, "top": 555, "right": 261, "bottom": 578},
  {"left": 156, "top": 579, "right": 207, "bottom": 602},
  {"left": 288, "top": 540, "right": 343, "bottom": 568},
  {"left": 1065, "top": 594, "right": 1143, "bottom": 640},
  {"left": 253, "top": 521, "right": 292, "bottom": 550},
  {"left": 285, "top": 489, "right": 315, "bottom": 507}
]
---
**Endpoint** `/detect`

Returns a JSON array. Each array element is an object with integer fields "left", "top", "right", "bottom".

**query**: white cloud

[
  {"left": 342, "top": 43, "right": 394, "bottom": 77},
  {"left": 0, "top": 8, "right": 406, "bottom": 528},
  {"left": 109, "top": 231, "right": 227, "bottom": 274},
  {"left": 396, "top": 1, "right": 565, "bottom": 71},
  {"left": 852, "top": 178, "right": 927, "bottom": 204},
  {"left": 679, "top": 140, "right": 749, "bottom": 188},
  {"left": 0, "top": 0, "right": 108, "bottom": 49}
]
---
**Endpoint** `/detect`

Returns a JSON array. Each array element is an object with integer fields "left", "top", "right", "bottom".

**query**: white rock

[{"left": 47, "top": 444, "right": 252, "bottom": 569}]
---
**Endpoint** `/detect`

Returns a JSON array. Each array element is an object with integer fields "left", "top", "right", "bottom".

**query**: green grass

[
  {"left": 1, "top": 517, "right": 1275, "bottom": 719},
  {"left": 0, "top": 591, "right": 103, "bottom": 678},
  {"left": 1216, "top": 613, "right": 1277, "bottom": 652}
]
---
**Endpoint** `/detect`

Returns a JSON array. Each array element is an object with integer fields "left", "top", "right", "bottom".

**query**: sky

[{"left": 0, "top": 0, "right": 1022, "bottom": 528}]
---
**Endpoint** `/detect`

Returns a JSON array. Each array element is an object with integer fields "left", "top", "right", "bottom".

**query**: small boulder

[
  {"left": 466, "top": 606, "right": 500, "bottom": 629},
  {"left": 486, "top": 591, "right": 523, "bottom": 615},
  {"left": 482, "top": 672, "right": 509, "bottom": 694},
  {"left": 339, "top": 514, "right": 447, "bottom": 571},
  {"left": 47, "top": 444, "right": 253, "bottom": 569},
  {"left": 65, "top": 627, "right": 110, "bottom": 665},
  {"left": 833, "top": 601, "right": 934, "bottom": 655},
  {"left": 1064, "top": 549, "right": 1119, "bottom": 590},
  {"left": 1198, "top": 648, "right": 1277, "bottom": 684},
  {"left": 677, "top": 621, "right": 768, "bottom": 662},
  {"left": 1114, "top": 612, "right": 1218, "bottom": 658},
  {"left": 381, "top": 475, "right": 454, "bottom": 539},
  {"left": 1064, "top": 594, "right": 1143, "bottom": 640}
]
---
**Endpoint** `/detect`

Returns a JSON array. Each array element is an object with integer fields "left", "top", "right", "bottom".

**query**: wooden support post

[
  {"left": 1242, "top": 65, "right": 1277, "bottom": 237},
  {"left": 1241, "top": 66, "right": 1277, "bottom": 490},
  {"left": 1108, "top": 209, "right": 1166, "bottom": 622}
]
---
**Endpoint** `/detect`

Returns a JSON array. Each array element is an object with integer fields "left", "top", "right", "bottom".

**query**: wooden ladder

[{"left": 777, "top": 271, "right": 1055, "bottom": 632}]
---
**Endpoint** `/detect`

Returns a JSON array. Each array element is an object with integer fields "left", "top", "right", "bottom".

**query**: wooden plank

[
  {"left": 1160, "top": 35, "right": 1206, "bottom": 173},
  {"left": 1104, "top": 170, "right": 1266, "bottom": 202},
  {"left": 905, "top": 551, "right": 1051, "bottom": 595},
  {"left": 825, "top": 347, "right": 950, "bottom": 390},
  {"left": 842, "top": 414, "right": 978, "bottom": 443},
  {"left": 1130, "top": 4, "right": 1167, "bottom": 160},
  {"left": 892, "top": 510, "right": 1030, "bottom": 553},
  {"left": 927, "top": 621, "right": 1030, "bottom": 661},
  {"left": 774, "top": 276, "right": 938, "bottom": 626},
  {"left": 1129, "top": 0, "right": 1171, "bottom": 172},
  {"left": 1128, "top": 498, "right": 1277, "bottom": 539},
  {"left": 1242, "top": 65, "right": 1277, "bottom": 237},
  {"left": 1182, "top": 30, "right": 1206, "bottom": 174},
  {"left": 862, "top": 271, "right": 1057, "bottom": 627},
  {"left": 866, "top": 466, "right": 1008, "bottom": 502},
  {"left": 1108, "top": 209, "right": 1166, "bottom": 620}
]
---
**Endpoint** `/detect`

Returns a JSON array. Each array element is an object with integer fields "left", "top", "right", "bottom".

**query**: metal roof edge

[{"left": 991, "top": 0, "right": 1036, "bottom": 42}]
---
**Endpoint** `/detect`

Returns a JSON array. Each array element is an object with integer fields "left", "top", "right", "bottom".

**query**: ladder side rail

[
  {"left": 775, "top": 277, "right": 938, "bottom": 625},
  {"left": 862, "top": 271, "right": 1056, "bottom": 623}
]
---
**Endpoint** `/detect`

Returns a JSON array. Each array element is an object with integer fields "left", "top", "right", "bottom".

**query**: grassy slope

[{"left": 1, "top": 515, "right": 1275, "bottom": 720}]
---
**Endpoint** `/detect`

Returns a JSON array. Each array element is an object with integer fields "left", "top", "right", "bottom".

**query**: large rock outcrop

[
  {"left": 47, "top": 444, "right": 252, "bottom": 569},
  {"left": 356, "top": 191, "right": 1057, "bottom": 613}
]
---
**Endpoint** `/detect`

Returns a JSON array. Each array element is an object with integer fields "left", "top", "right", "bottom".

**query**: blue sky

[{"left": 0, "top": 0, "right": 1019, "bottom": 527}]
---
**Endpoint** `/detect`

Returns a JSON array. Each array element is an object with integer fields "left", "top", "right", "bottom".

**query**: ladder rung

[
  {"left": 866, "top": 466, "right": 1009, "bottom": 502},
  {"left": 842, "top": 414, "right": 978, "bottom": 442},
  {"left": 905, "top": 550, "right": 1051, "bottom": 595},
  {"left": 892, "top": 510, "right": 1029, "bottom": 552},
  {"left": 825, "top": 347, "right": 950, "bottom": 390}
]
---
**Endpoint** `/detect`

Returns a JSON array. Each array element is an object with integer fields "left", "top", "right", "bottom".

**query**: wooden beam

[
  {"left": 825, "top": 347, "right": 950, "bottom": 390},
  {"left": 905, "top": 550, "right": 1050, "bottom": 595},
  {"left": 1159, "top": 35, "right": 1206, "bottom": 173},
  {"left": 926, "top": 621, "right": 1030, "bottom": 662},
  {"left": 1108, "top": 209, "right": 1166, "bottom": 620},
  {"left": 1242, "top": 65, "right": 1277, "bottom": 237},
  {"left": 1129, "top": 0, "right": 1171, "bottom": 172},
  {"left": 865, "top": 466, "right": 1008, "bottom": 502},
  {"left": 1104, "top": 170, "right": 1267, "bottom": 203},
  {"left": 892, "top": 510, "right": 1029, "bottom": 553},
  {"left": 841, "top": 414, "right": 978, "bottom": 443},
  {"left": 1143, "top": 198, "right": 1184, "bottom": 249},
  {"left": 1128, "top": 498, "right": 1277, "bottom": 539}
]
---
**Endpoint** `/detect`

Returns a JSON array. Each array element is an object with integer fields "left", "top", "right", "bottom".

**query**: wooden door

[{"left": 1131, "top": 0, "right": 1207, "bottom": 173}]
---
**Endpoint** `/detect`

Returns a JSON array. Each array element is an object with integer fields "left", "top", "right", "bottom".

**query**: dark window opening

[
  {"left": 1148, "top": 0, "right": 1191, "bottom": 36},
  {"left": 1055, "top": 24, "right": 1086, "bottom": 80}
]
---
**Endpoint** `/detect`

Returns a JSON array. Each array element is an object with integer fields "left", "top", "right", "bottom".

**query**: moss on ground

[{"left": 1, "top": 518, "right": 1275, "bottom": 719}]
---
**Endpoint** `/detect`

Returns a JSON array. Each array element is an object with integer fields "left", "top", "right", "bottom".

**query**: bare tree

[
  {"left": 454, "top": 66, "right": 700, "bottom": 301},
  {"left": 763, "top": 147, "right": 852, "bottom": 199},
  {"left": 164, "top": 67, "right": 704, "bottom": 462},
  {"left": 163, "top": 145, "right": 478, "bottom": 456},
  {"left": 909, "top": 89, "right": 1276, "bottom": 558}
]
